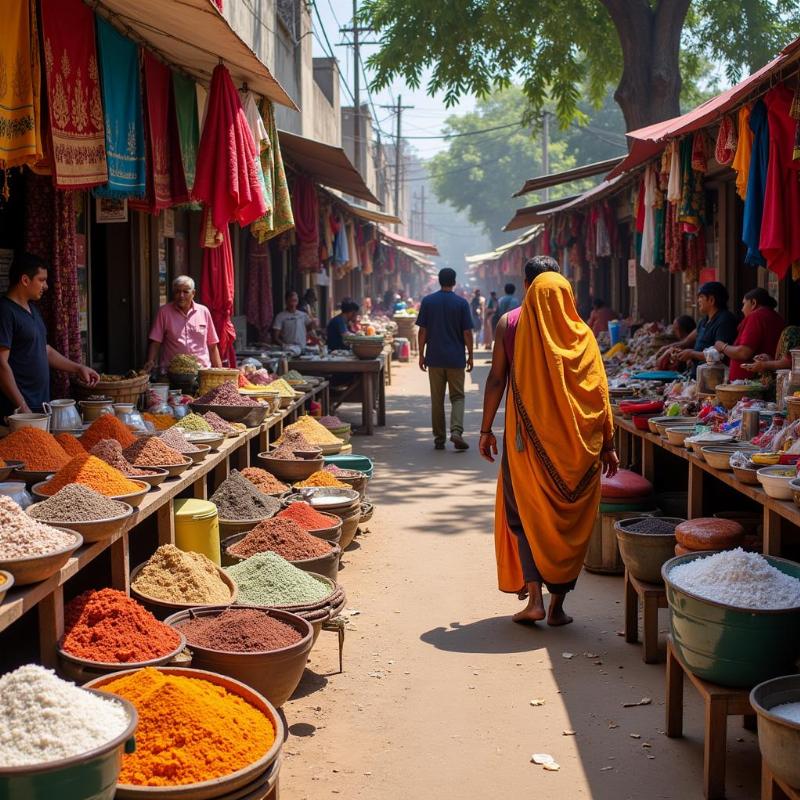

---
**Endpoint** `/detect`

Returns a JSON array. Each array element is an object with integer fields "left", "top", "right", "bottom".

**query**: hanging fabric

[
  {"left": 678, "top": 135, "right": 705, "bottom": 233},
  {"left": 732, "top": 105, "right": 754, "bottom": 200},
  {"left": 0, "top": 0, "right": 42, "bottom": 179},
  {"left": 789, "top": 79, "right": 800, "bottom": 162},
  {"left": 201, "top": 233, "right": 237, "bottom": 367},
  {"left": 292, "top": 176, "right": 320, "bottom": 271},
  {"left": 666, "top": 140, "right": 681, "bottom": 203},
  {"left": 94, "top": 19, "right": 146, "bottom": 198},
  {"left": 23, "top": 172, "right": 80, "bottom": 397},
  {"left": 714, "top": 115, "right": 737, "bottom": 165},
  {"left": 743, "top": 99, "right": 769, "bottom": 267},
  {"left": 172, "top": 71, "right": 200, "bottom": 196},
  {"left": 653, "top": 170, "right": 666, "bottom": 268},
  {"left": 245, "top": 236, "right": 272, "bottom": 341},
  {"left": 250, "top": 100, "right": 294, "bottom": 242},
  {"left": 640, "top": 164, "right": 656, "bottom": 273},
  {"left": 193, "top": 63, "right": 265, "bottom": 237},
  {"left": 40, "top": 0, "right": 107, "bottom": 189},
  {"left": 239, "top": 90, "right": 269, "bottom": 213}
]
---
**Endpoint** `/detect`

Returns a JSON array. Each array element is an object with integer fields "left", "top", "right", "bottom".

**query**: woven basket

[
  {"left": 198, "top": 368, "right": 240, "bottom": 396},
  {"left": 72, "top": 374, "right": 149, "bottom": 405}
]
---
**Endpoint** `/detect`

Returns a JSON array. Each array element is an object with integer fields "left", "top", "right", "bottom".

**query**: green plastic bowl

[
  {"left": 323, "top": 455, "right": 374, "bottom": 479},
  {"left": 663, "top": 552, "right": 800, "bottom": 687}
]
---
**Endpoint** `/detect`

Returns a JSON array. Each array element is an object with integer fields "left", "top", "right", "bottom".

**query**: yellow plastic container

[{"left": 174, "top": 499, "right": 221, "bottom": 565}]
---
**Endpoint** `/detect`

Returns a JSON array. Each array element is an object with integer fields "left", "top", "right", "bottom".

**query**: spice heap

[
  {"left": 62, "top": 589, "right": 181, "bottom": 662},
  {"left": 0, "top": 665, "right": 129, "bottom": 766},
  {"left": 278, "top": 501, "right": 336, "bottom": 530},
  {"left": 132, "top": 544, "right": 232, "bottom": 604},
  {"left": 210, "top": 471, "right": 281, "bottom": 520},
  {"left": 40, "top": 454, "right": 142, "bottom": 497},
  {"left": 91, "top": 439, "right": 156, "bottom": 476},
  {"left": 203, "top": 411, "right": 237, "bottom": 434},
  {"left": 0, "top": 496, "right": 76, "bottom": 558},
  {"left": 29, "top": 484, "right": 128, "bottom": 522},
  {"left": 195, "top": 381, "right": 260, "bottom": 407},
  {"left": 265, "top": 378, "right": 295, "bottom": 398},
  {"left": 625, "top": 518, "right": 679, "bottom": 534},
  {"left": 295, "top": 470, "right": 349, "bottom": 489},
  {"left": 176, "top": 413, "right": 213, "bottom": 432},
  {"left": 159, "top": 427, "right": 199, "bottom": 453},
  {"left": 226, "top": 551, "right": 330, "bottom": 606},
  {"left": 240, "top": 467, "right": 288, "bottom": 495},
  {"left": 142, "top": 412, "right": 175, "bottom": 431},
  {"left": 324, "top": 465, "right": 361, "bottom": 477},
  {"left": 228, "top": 518, "right": 332, "bottom": 561},
  {"left": 54, "top": 433, "right": 85, "bottom": 457},
  {"left": 0, "top": 427, "right": 70, "bottom": 471},
  {"left": 279, "top": 415, "right": 342, "bottom": 445},
  {"left": 168, "top": 354, "right": 200, "bottom": 374},
  {"left": 176, "top": 608, "right": 302, "bottom": 652},
  {"left": 669, "top": 548, "right": 800, "bottom": 609},
  {"left": 319, "top": 415, "right": 346, "bottom": 428},
  {"left": 269, "top": 429, "right": 316, "bottom": 460},
  {"left": 283, "top": 370, "right": 305, "bottom": 381},
  {"left": 100, "top": 667, "right": 273, "bottom": 786},
  {"left": 80, "top": 414, "right": 137, "bottom": 451},
  {"left": 123, "top": 436, "right": 186, "bottom": 467}
]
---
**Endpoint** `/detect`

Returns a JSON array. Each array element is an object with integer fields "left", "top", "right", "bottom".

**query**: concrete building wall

[
  {"left": 312, "top": 58, "right": 341, "bottom": 147},
  {"left": 222, "top": 0, "right": 275, "bottom": 73}
]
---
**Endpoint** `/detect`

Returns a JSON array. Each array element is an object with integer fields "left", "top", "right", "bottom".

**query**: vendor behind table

[
  {"left": 272, "top": 290, "right": 314, "bottom": 354},
  {"left": 326, "top": 301, "right": 360, "bottom": 352},
  {"left": 0, "top": 252, "right": 99, "bottom": 417}
]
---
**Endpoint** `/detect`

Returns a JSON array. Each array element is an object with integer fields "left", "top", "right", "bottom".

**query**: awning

[
  {"left": 465, "top": 225, "right": 542, "bottom": 265},
  {"left": 503, "top": 195, "right": 582, "bottom": 231},
  {"left": 344, "top": 202, "right": 401, "bottom": 225},
  {"left": 607, "top": 37, "right": 800, "bottom": 180},
  {"left": 92, "top": 0, "right": 296, "bottom": 109},
  {"left": 397, "top": 246, "right": 435, "bottom": 267},
  {"left": 278, "top": 130, "right": 380, "bottom": 205},
  {"left": 513, "top": 157, "right": 624, "bottom": 196},
  {"left": 378, "top": 227, "right": 440, "bottom": 256}
]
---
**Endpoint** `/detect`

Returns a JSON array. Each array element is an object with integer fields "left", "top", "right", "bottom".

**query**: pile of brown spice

[
  {"left": 158, "top": 427, "right": 199, "bottom": 454},
  {"left": 195, "top": 381, "right": 260, "bottom": 407},
  {"left": 175, "top": 608, "right": 302, "bottom": 652},
  {"left": 123, "top": 437, "right": 186, "bottom": 467},
  {"left": 29, "top": 484, "right": 129, "bottom": 522},
  {"left": 91, "top": 439, "right": 156, "bottom": 476},
  {"left": 202, "top": 412, "right": 237, "bottom": 434},
  {"left": 269, "top": 429, "right": 317, "bottom": 460},
  {"left": 240, "top": 467, "right": 288, "bottom": 495},
  {"left": 228, "top": 517, "right": 333, "bottom": 561}
]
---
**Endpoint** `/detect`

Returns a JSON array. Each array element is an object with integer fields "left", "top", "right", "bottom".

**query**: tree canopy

[{"left": 362, "top": 0, "right": 800, "bottom": 131}]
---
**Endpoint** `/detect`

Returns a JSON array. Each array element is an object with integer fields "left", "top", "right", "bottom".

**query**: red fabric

[
  {"left": 759, "top": 84, "right": 800, "bottom": 279},
  {"left": 246, "top": 236, "right": 273, "bottom": 341},
  {"left": 193, "top": 64, "right": 265, "bottom": 232},
  {"left": 292, "top": 175, "right": 320, "bottom": 271},
  {"left": 729, "top": 305, "right": 785, "bottom": 380},
  {"left": 635, "top": 178, "right": 645, "bottom": 233},
  {"left": 201, "top": 234, "right": 237, "bottom": 367},
  {"left": 40, "top": 0, "right": 107, "bottom": 189},
  {"left": 601, "top": 469, "right": 653, "bottom": 499},
  {"left": 138, "top": 51, "right": 189, "bottom": 210}
]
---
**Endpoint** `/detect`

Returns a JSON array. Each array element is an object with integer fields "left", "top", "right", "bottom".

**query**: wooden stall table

[
  {"left": 666, "top": 637, "right": 756, "bottom": 800},
  {"left": 288, "top": 357, "right": 385, "bottom": 435},
  {"left": 762, "top": 762, "right": 800, "bottom": 800},
  {"left": 624, "top": 569, "right": 667, "bottom": 663}
]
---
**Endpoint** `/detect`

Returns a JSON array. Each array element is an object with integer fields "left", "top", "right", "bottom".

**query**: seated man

[{"left": 326, "top": 301, "right": 360, "bottom": 352}]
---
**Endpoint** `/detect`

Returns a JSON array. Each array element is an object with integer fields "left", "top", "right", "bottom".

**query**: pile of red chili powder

[
  {"left": 61, "top": 588, "right": 181, "bottom": 663},
  {"left": 175, "top": 608, "right": 303, "bottom": 652},
  {"left": 277, "top": 501, "right": 336, "bottom": 531}
]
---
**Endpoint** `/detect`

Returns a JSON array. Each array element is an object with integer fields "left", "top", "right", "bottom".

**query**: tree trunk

[{"left": 599, "top": 0, "right": 691, "bottom": 133}]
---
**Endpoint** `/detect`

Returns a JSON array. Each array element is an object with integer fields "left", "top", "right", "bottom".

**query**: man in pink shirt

[{"left": 144, "top": 276, "right": 222, "bottom": 371}]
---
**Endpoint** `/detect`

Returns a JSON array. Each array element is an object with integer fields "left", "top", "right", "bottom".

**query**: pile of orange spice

[
  {"left": 100, "top": 667, "right": 274, "bottom": 786},
  {"left": 0, "top": 428, "right": 70, "bottom": 471},
  {"left": 142, "top": 412, "right": 175, "bottom": 431},
  {"left": 80, "top": 414, "right": 137, "bottom": 451},
  {"left": 294, "top": 470, "right": 349, "bottom": 489},
  {"left": 39, "top": 453, "right": 141, "bottom": 497},
  {"left": 54, "top": 433, "right": 85, "bottom": 457}
]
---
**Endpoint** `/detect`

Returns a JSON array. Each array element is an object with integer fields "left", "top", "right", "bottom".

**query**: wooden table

[
  {"left": 289, "top": 357, "right": 386, "bottom": 435},
  {"left": 624, "top": 570, "right": 668, "bottom": 664},
  {"left": 762, "top": 762, "right": 800, "bottom": 800},
  {"left": 614, "top": 415, "right": 799, "bottom": 556}
]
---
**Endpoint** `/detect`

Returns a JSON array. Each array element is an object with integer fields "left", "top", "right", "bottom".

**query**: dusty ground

[{"left": 281, "top": 355, "right": 760, "bottom": 800}]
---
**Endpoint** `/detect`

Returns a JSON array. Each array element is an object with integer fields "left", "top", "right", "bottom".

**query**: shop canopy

[
  {"left": 278, "top": 131, "right": 380, "bottom": 205},
  {"left": 607, "top": 37, "right": 800, "bottom": 180},
  {"left": 465, "top": 225, "right": 542, "bottom": 265},
  {"left": 503, "top": 195, "right": 582, "bottom": 231},
  {"left": 344, "top": 202, "right": 402, "bottom": 225},
  {"left": 93, "top": 0, "right": 296, "bottom": 109},
  {"left": 513, "top": 156, "right": 624, "bottom": 197},
  {"left": 378, "top": 227, "right": 439, "bottom": 256},
  {"left": 397, "top": 246, "right": 435, "bottom": 267}
]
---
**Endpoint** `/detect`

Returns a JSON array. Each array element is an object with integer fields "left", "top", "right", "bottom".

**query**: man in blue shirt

[
  {"left": 326, "top": 301, "right": 360, "bottom": 352},
  {"left": 496, "top": 283, "right": 521, "bottom": 318},
  {"left": 417, "top": 268, "right": 474, "bottom": 451},
  {"left": 0, "top": 252, "right": 98, "bottom": 418}
]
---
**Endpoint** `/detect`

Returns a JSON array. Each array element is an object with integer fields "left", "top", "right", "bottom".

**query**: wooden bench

[
  {"left": 623, "top": 569, "right": 667, "bottom": 663},
  {"left": 762, "top": 762, "right": 800, "bottom": 800}
]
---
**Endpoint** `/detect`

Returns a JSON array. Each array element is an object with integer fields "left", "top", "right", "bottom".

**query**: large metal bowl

[{"left": 750, "top": 675, "right": 800, "bottom": 790}]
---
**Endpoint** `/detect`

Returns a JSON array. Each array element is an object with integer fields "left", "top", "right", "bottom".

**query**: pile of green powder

[{"left": 225, "top": 552, "right": 331, "bottom": 606}]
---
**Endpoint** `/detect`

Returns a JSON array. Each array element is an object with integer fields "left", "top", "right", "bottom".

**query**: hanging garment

[
  {"left": 250, "top": 100, "right": 294, "bottom": 242},
  {"left": 201, "top": 233, "right": 237, "bottom": 367},
  {"left": 245, "top": 236, "right": 272, "bottom": 341},
  {"left": 595, "top": 211, "right": 611, "bottom": 258},
  {"left": 292, "top": 175, "right": 320, "bottom": 271},
  {"left": 714, "top": 115, "right": 737, "bottom": 165},
  {"left": 172, "top": 71, "right": 199, "bottom": 196},
  {"left": 759, "top": 84, "right": 800, "bottom": 279},
  {"left": 94, "top": 19, "right": 146, "bottom": 198},
  {"left": 347, "top": 223, "right": 359, "bottom": 269},
  {"left": 789, "top": 80, "right": 800, "bottom": 162},
  {"left": 732, "top": 105, "right": 754, "bottom": 200},
  {"left": 40, "top": 0, "right": 107, "bottom": 189},
  {"left": 743, "top": 99, "right": 769, "bottom": 267},
  {"left": 678, "top": 135, "right": 705, "bottom": 233},
  {"left": 653, "top": 170, "right": 666, "bottom": 268},
  {"left": 667, "top": 140, "right": 681, "bottom": 203},
  {"left": 640, "top": 164, "right": 657, "bottom": 272},
  {"left": 634, "top": 178, "right": 645, "bottom": 264},
  {"left": 239, "top": 90, "right": 268, "bottom": 212},
  {"left": 0, "top": 0, "right": 42, "bottom": 176},
  {"left": 193, "top": 64, "right": 265, "bottom": 234}
]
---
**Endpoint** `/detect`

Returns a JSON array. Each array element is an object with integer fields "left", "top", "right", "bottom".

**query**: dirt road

[{"left": 281, "top": 356, "right": 759, "bottom": 800}]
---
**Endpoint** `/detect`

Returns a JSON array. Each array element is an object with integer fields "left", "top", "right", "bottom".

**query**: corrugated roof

[
  {"left": 378, "top": 228, "right": 440, "bottom": 256},
  {"left": 513, "top": 157, "right": 624, "bottom": 197}
]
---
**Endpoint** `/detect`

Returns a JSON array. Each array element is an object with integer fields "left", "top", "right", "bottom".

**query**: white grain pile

[
  {"left": 0, "top": 665, "right": 129, "bottom": 766},
  {"left": 669, "top": 548, "right": 800, "bottom": 609},
  {"left": 772, "top": 701, "right": 800, "bottom": 725}
]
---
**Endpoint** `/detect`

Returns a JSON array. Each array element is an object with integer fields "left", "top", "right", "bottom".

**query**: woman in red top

[{"left": 714, "top": 288, "right": 784, "bottom": 381}]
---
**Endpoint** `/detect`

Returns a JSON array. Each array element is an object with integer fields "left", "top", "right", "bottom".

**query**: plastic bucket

[
  {"left": 174, "top": 499, "right": 221, "bottom": 566},
  {"left": 323, "top": 455, "right": 374, "bottom": 479},
  {"left": 608, "top": 320, "right": 621, "bottom": 346}
]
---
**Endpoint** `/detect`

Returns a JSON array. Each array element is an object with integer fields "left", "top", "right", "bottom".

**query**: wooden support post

[
  {"left": 211, "top": 459, "right": 229, "bottom": 493},
  {"left": 666, "top": 641, "right": 684, "bottom": 738},
  {"left": 688, "top": 461, "right": 704, "bottom": 519},
  {"left": 624, "top": 570, "right": 638, "bottom": 644},
  {"left": 38, "top": 587, "right": 64, "bottom": 668},
  {"left": 642, "top": 438, "right": 656, "bottom": 484},
  {"left": 110, "top": 532, "right": 131, "bottom": 592},
  {"left": 763, "top": 508, "right": 782, "bottom": 556},
  {"left": 156, "top": 500, "right": 175, "bottom": 546},
  {"left": 705, "top": 697, "right": 729, "bottom": 800}
]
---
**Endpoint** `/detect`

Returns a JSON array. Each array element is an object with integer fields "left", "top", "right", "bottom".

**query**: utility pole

[
  {"left": 419, "top": 184, "right": 426, "bottom": 242},
  {"left": 381, "top": 95, "right": 413, "bottom": 221},
  {"left": 541, "top": 110, "right": 550, "bottom": 202}
]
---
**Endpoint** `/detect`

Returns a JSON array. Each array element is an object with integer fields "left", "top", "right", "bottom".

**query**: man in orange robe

[{"left": 479, "top": 257, "right": 618, "bottom": 625}]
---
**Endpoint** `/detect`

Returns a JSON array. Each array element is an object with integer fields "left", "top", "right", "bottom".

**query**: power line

[{"left": 309, "top": 0, "right": 356, "bottom": 105}]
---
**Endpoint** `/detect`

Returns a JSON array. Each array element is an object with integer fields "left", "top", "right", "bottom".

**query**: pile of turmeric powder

[{"left": 101, "top": 667, "right": 275, "bottom": 786}]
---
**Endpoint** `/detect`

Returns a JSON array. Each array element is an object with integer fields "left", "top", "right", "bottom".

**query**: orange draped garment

[{"left": 494, "top": 272, "right": 613, "bottom": 591}]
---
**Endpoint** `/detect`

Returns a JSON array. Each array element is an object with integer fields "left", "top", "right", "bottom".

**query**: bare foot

[
  {"left": 546, "top": 607, "right": 574, "bottom": 626},
  {"left": 513, "top": 600, "right": 546, "bottom": 625}
]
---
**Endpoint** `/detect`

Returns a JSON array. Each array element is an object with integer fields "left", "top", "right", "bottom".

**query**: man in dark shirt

[
  {"left": 0, "top": 252, "right": 98, "bottom": 417},
  {"left": 675, "top": 281, "right": 739, "bottom": 377},
  {"left": 417, "top": 268, "right": 474, "bottom": 451},
  {"left": 326, "top": 301, "right": 359, "bottom": 352}
]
